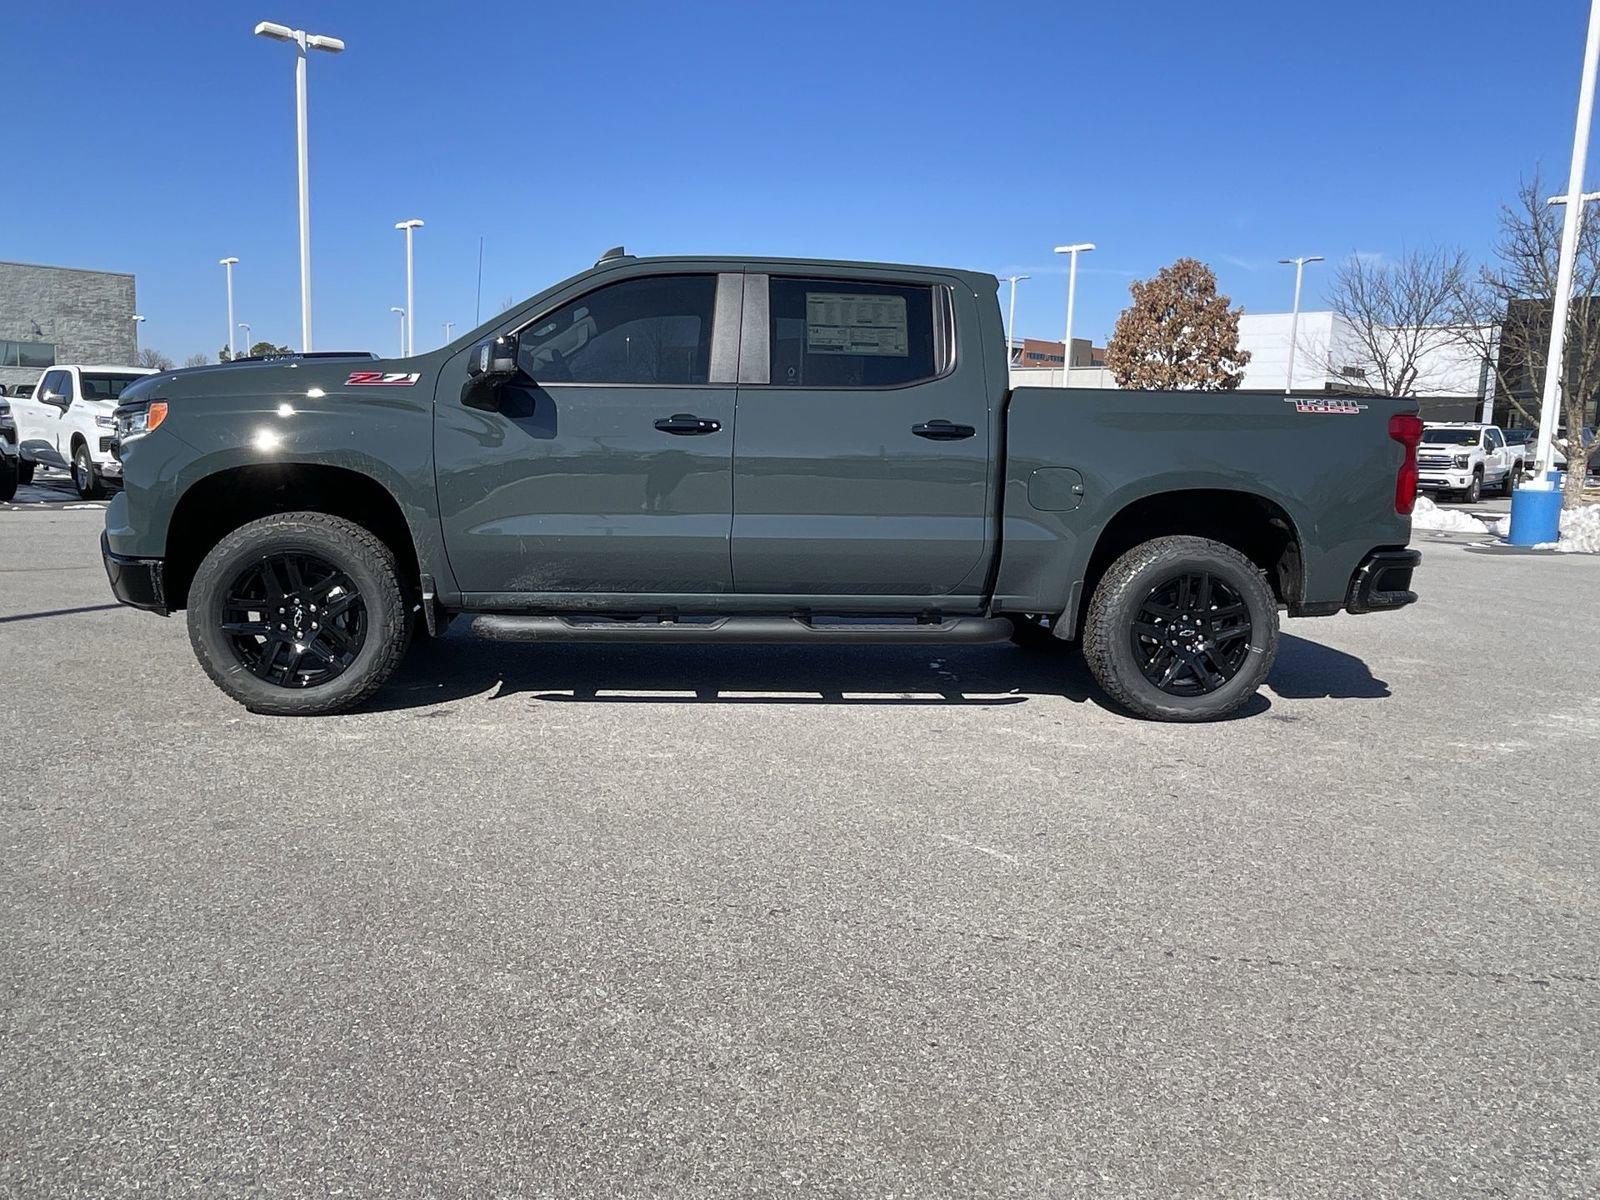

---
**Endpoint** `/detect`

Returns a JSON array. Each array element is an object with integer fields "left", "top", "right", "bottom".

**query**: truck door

[
  {"left": 730, "top": 273, "right": 992, "bottom": 601},
  {"left": 434, "top": 271, "right": 740, "bottom": 598},
  {"left": 21, "top": 369, "right": 71, "bottom": 467}
]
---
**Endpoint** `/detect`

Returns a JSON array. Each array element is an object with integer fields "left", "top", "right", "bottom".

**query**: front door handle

[
  {"left": 912, "top": 419, "right": 976, "bottom": 441},
  {"left": 654, "top": 413, "right": 722, "bottom": 436}
]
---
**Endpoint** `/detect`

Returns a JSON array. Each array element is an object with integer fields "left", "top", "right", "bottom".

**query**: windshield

[
  {"left": 77, "top": 374, "right": 145, "bottom": 402},
  {"left": 1422, "top": 428, "right": 1481, "bottom": 446}
]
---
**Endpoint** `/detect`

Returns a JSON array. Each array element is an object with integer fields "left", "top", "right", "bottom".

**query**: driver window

[
  {"left": 58, "top": 373, "right": 75, "bottom": 404},
  {"left": 516, "top": 274, "right": 716, "bottom": 386}
]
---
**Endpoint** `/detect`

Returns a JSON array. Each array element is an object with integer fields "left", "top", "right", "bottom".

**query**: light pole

[
  {"left": 1277, "top": 255, "right": 1323, "bottom": 394},
  {"left": 443, "top": 321, "right": 455, "bottom": 344},
  {"left": 390, "top": 307, "right": 406, "bottom": 357},
  {"left": 395, "top": 218, "right": 423, "bottom": 355},
  {"left": 1053, "top": 243, "right": 1095, "bottom": 386},
  {"left": 1538, "top": 0, "right": 1600, "bottom": 480},
  {"left": 238, "top": 323, "right": 252, "bottom": 355},
  {"left": 1000, "top": 274, "right": 1029, "bottom": 371},
  {"left": 219, "top": 257, "right": 239, "bottom": 359},
  {"left": 253, "top": 20, "right": 345, "bottom": 352},
  {"left": 131, "top": 314, "right": 145, "bottom": 354}
]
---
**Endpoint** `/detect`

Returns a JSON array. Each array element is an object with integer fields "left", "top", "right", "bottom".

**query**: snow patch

[
  {"left": 1533, "top": 502, "right": 1600, "bottom": 553},
  {"left": 1410, "top": 495, "right": 1490, "bottom": 534}
]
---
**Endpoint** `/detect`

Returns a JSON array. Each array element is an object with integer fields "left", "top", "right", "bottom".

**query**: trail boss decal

[
  {"left": 345, "top": 371, "right": 420, "bottom": 387},
  {"left": 1285, "top": 396, "right": 1369, "bottom": 414}
]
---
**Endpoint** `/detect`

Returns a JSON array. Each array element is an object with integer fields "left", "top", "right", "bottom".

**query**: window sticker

[{"left": 805, "top": 292, "right": 908, "bottom": 357}]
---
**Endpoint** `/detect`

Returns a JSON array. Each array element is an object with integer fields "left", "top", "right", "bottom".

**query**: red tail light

[{"left": 1389, "top": 412, "right": 1423, "bottom": 515}]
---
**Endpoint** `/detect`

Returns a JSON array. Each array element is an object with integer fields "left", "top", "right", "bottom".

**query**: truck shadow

[{"left": 369, "top": 631, "right": 1386, "bottom": 718}]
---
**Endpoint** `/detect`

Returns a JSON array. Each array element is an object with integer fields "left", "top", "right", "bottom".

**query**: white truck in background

[
  {"left": 1415, "top": 423, "right": 1521, "bottom": 503},
  {"left": 10, "top": 364, "right": 155, "bottom": 499}
]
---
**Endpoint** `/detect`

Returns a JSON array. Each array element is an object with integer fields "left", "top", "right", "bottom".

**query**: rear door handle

[
  {"left": 654, "top": 413, "right": 722, "bottom": 436},
  {"left": 912, "top": 419, "right": 976, "bottom": 441}
]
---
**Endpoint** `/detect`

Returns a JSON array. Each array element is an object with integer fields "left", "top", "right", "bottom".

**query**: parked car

[
  {"left": 102, "top": 252, "right": 1421, "bottom": 722},
  {"left": 10, "top": 364, "right": 155, "bottom": 498},
  {"left": 0, "top": 392, "right": 18, "bottom": 502},
  {"left": 3, "top": 382, "right": 37, "bottom": 400},
  {"left": 1415, "top": 423, "right": 1518, "bottom": 501}
]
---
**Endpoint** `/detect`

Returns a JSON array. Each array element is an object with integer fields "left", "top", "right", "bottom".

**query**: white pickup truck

[
  {"left": 11, "top": 364, "right": 155, "bottom": 499},
  {"left": 1415, "top": 422, "right": 1521, "bottom": 502}
]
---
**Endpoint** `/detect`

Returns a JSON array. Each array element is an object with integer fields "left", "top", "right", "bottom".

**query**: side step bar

[{"left": 472, "top": 614, "right": 1013, "bottom": 645}]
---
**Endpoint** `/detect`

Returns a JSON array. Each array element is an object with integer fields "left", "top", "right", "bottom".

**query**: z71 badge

[{"left": 345, "top": 371, "right": 420, "bottom": 387}]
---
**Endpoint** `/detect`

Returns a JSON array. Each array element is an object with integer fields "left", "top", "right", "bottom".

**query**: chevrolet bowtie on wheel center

[{"left": 102, "top": 251, "right": 1420, "bottom": 722}]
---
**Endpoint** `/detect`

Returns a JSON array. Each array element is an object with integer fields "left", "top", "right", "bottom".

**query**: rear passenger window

[{"left": 768, "top": 277, "right": 942, "bottom": 388}]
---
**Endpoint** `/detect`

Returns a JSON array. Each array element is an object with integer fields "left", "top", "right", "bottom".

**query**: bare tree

[
  {"left": 1453, "top": 171, "right": 1600, "bottom": 509},
  {"left": 182, "top": 352, "right": 209, "bottom": 368},
  {"left": 1104, "top": 258, "right": 1250, "bottom": 390},
  {"left": 137, "top": 348, "right": 175, "bottom": 371},
  {"left": 1314, "top": 248, "right": 1472, "bottom": 396}
]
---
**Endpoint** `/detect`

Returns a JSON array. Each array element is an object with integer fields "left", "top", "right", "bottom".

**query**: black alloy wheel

[
  {"left": 220, "top": 552, "right": 368, "bottom": 688},
  {"left": 1130, "top": 570, "right": 1254, "bottom": 696}
]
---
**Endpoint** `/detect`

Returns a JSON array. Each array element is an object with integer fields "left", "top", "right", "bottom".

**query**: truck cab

[{"left": 12, "top": 364, "right": 155, "bottom": 498}]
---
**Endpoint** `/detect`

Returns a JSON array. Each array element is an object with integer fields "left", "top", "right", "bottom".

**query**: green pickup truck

[{"left": 103, "top": 251, "right": 1422, "bottom": 721}]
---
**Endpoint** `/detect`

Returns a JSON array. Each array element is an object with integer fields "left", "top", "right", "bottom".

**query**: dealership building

[{"left": 0, "top": 261, "right": 138, "bottom": 394}]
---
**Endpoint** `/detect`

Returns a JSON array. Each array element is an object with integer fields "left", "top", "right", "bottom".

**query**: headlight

[
  {"left": 114, "top": 401, "right": 168, "bottom": 441},
  {"left": 95, "top": 414, "right": 117, "bottom": 429},
  {"left": 1453, "top": 454, "right": 1471, "bottom": 469}
]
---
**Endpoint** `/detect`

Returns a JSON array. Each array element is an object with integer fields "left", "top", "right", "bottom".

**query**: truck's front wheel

[
  {"left": 1083, "top": 535, "right": 1278, "bottom": 722},
  {"left": 186, "top": 512, "right": 412, "bottom": 716},
  {"left": 0, "top": 455, "right": 16, "bottom": 503},
  {"left": 72, "top": 443, "right": 106, "bottom": 500}
]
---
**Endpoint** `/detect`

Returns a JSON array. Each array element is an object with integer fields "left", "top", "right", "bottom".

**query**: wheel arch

[
  {"left": 1075, "top": 487, "right": 1305, "bottom": 636},
  {"left": 162, "top": 462, "right": 422, "bottom": 611}
]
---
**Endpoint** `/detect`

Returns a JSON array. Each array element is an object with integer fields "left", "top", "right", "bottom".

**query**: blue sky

[{"left": 4, "top": 1, "right": 1596, "bottom": 362}]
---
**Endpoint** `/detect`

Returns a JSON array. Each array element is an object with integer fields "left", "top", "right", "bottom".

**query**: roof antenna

[{"left": 596, "top": 245, "right": 630, "bottom": 266}]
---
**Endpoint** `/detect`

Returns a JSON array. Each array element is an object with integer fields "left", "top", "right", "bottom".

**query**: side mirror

[
  {"left": 42, "top": 391, "right": 67, "bottom": 410},
  {"left": 467, "top": 334, "right": 519, "bottom": 381}
]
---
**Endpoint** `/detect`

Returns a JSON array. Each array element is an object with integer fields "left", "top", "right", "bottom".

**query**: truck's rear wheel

[
  {"left": 17, "top": 458, "right": 34, "bottom": 485},
  {"left": 0, "top": 455, "right": 16, "bottom": 503},
  {"left": 72, "top": 442, "right": 106, "bottom": 500},
  {"left": 186, "top": 512, "right": 412, "bottom": 716},
  {"left": 1082, "top": 535, "right": 1277, "bottom": 722}
]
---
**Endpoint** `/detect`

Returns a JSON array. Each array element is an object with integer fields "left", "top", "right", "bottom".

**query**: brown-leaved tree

[{"left": 1105, "top": 258, "right": 1250, "bottom": 390}]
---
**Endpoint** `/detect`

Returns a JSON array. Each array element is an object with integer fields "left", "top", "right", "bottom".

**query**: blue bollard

[{"left": 1508, "top": 486, "right": 1563, "bottom": 546}]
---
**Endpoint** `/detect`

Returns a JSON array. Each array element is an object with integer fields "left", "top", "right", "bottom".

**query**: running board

[{"left": 471, "top": 614, "right": 1013, "bottom": 645}]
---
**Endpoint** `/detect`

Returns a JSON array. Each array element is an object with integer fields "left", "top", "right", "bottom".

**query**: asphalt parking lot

[{"left": 3, "top": 480, "right": 1598, "bottom": 1198}]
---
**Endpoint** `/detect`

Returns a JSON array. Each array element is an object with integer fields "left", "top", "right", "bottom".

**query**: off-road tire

[
  {"left": 72, "top": 442, "right": 106, "bottom": 500},
  {"left": 1082, "top": 535, "right": 1278, "bottom": 722},
  {"left": 0, "top": 455, "right": 16, "bottom": 503},
  {"left": 186, "top": 512, "right": 412, "bottom": 716}
]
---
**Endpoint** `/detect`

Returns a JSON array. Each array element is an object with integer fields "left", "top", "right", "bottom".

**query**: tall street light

[
  {"left": 131, "top": 314, "right": 145, "bottom": 353},
  {"left": 1053, "top": 243, "right": 1095, "bottom": 386},
  {"left": 253, "top": 20, "right": 345, "bottom": 353},
  {"left": 1537, "top": 0, "right": 1600, "bottom": 479},
  {"left": 238, "top": 323, "right": 252, "bottom": 355},
  {"left": 1278, "top": 255, "right": 1323, "bottom": 394},
  {"left": 1000, "top": 274, "right": 1029, "bottom": 371},
  {"left": 390, "top": 307, "right": 406, "bottom": 357},
  {"left": 395, "top": 218, "right": 424, "bottom": 355},
  {"left": 219, "top": 257, "right": 239, "bottom": 359},
  {"left": 443, "top": 321, "right": 455, "bottom": 344}
]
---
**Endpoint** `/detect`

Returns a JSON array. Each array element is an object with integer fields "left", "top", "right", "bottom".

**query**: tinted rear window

[
  {"left": 768, "top": 277, "right": 940, "bottom": 388},
  {"left": 77, "top": 374, "right": 146, "bottom": 401}
]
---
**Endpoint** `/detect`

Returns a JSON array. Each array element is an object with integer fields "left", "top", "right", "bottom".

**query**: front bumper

[
  {"left": 1345, "top": 548, "right": 1420, "bottom": 614},
  {"left": 1417, "top": 472, "right": 1471, "bottom": 491},
  {"left": 101, "top": 532, "right": 168, "bottom": 615}
]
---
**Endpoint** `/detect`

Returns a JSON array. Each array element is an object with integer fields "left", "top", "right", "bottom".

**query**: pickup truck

[
  {"left": 1415, "top": 422, "right": 1519, "bottom": 501},
  {"left": 102, "top": 252, "right": 1422, "bottom": 722},
  {"left": 12, "top": 364, "right": 156, "bottom": 498}
]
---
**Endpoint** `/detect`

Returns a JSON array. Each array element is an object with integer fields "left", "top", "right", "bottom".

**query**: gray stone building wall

[{"left": 0, "top": 262, "right": 137, "bottom": 393}]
